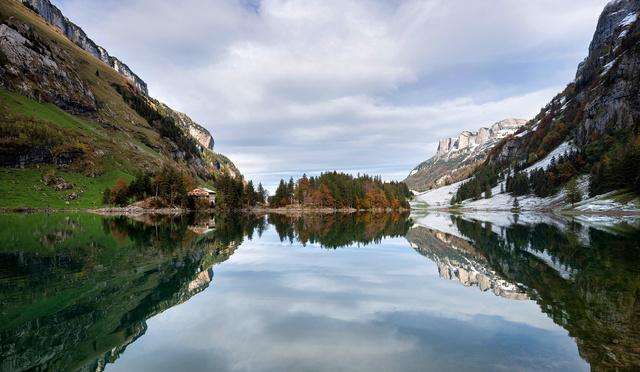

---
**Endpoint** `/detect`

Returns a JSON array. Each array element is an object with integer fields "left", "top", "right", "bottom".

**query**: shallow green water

[{"left": 0, "top": 211, "right": 639, "bottom": 371}]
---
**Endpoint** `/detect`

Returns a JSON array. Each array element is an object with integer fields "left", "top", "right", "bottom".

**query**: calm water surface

[{"left": 1, "top": 212, "right": 639, "bottom": 371}]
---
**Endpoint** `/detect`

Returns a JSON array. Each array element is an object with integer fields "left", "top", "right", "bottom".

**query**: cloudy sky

[{"left": 55, "top": 0, "right": 609, "bottom": 190}]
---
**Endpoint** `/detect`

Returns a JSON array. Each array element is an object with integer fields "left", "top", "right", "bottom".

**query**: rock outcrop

[
  {"left": 435, "top": 118, "right": 526, "bottom": 156},
  {"left": 155, "top": 100, "right": 215, "bottom": 151},
  {"left": 0, "top": 21, "right": 96, "bottom": 113},
  {"left": 404, "top": 118, "right": 526, "bottom": 191},
  {"left": 19, "top": 0, "right": 148, "bottom": 94}
]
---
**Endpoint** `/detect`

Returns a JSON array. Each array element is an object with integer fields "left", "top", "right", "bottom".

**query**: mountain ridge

[
  {"left": 20, "top": 0, "right": 148, "bottom": 94},
  {"left": 404, "top": 118, "right": 526, "bottom": 192}
]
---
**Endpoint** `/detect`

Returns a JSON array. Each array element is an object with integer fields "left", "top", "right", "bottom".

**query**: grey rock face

[
  {"left": 405, "top": 118, "right": 526, "bottom": 191},
  {"left": 576, "top": 0, "right": 640, "bottom": 84},
  {"left": 434, "top": 119, "right": 526, "bottom": 157},
  {"left": 20, "top": 0, "right": 148, "bottom": 94},
  {"left": 154, "top": 100, "right": 216, "bottom": 151},
  {"left": 0, "top": 22, "right": 96, "bottom": 113}
]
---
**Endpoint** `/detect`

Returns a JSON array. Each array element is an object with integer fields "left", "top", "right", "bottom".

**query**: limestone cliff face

[
  {"left": 155, "top": 100, "right": 215, "bottom": 151},
  {"left": 19, "top": 0, "right": 148, "bottom": 94},
  {"left": 404, "top": 118, "right": 526, "bottom": 192},
  {"left": 0, "top": 21, "right": 97, "bottom": 113},
  {"left": 435, "top": 118, "right": 526, "bottom": 156}
]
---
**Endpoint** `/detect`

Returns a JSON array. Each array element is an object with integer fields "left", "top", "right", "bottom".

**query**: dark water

[{"left": 1, "top": 211, "right": 639, "bottom": 371}]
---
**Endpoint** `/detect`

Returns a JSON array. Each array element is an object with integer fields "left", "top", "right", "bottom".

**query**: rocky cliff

[
  {"left": 15, "top": 0, "right": 217, "bottom": 153},
  {"left": 404, "top": 118, "right": 526, "bottom": 191},
  {"left": 20, "top": 0, "right": 147, "bottom": 94},
  {"left": 0, "top": 0, "right": 237, "bottom": 206},
  {"left": 487, "top": 0, "right": 640, "bottom": 172}
]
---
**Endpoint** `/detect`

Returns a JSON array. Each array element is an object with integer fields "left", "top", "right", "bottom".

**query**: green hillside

[{"left": 0, "top": 0, "right": 239, "bottom": 209}]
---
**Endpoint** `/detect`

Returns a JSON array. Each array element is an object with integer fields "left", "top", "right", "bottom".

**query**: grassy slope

[
  {"left": 0, "top": 1, "right": 239, "bottom": 208},
  {"left": 0, "top": 88, "right": 138, "bottom": 208}
]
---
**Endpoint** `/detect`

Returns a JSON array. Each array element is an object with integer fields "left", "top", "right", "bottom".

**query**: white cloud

[{"left": 56, "top": 0, "right": 609, "bottom": 188}]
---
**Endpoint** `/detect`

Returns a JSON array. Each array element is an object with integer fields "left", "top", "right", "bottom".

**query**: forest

[
  {"left": 452, "top": 128, "right": 640, "bottom": 205},
  {"left": 268, "top": 172, "right": 411, "bottom": 210}
]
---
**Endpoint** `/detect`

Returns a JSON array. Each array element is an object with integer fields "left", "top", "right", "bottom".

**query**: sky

[{"left": 55, "top": 0, "right": 610, "bottom": 191}]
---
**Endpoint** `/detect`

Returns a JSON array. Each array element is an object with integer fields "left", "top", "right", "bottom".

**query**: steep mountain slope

[
  {"left": 0, "top": 0, "right": 238, "bottom": 208},
  {"left": 404, "top": 118, "right": 526, "bottom": 192},
  {"left": 415, "top": 0, "right": 640, "bottom": 211},
  {"left": 20, "top": 0, "right": 147, "bottom": 93},
  {"left": 488, "top": 0, "right": 640, "bottom": 169}
]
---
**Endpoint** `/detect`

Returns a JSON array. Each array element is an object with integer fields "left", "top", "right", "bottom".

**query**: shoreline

[
  {"left": 1, "top": 205, "right": 639, "bottom": 218},
  {"left": 0, "top": 206, "right": 410, "bottom": 216},
  {"left": 410, "top": 206, "right": 640, "bottom": 218}
]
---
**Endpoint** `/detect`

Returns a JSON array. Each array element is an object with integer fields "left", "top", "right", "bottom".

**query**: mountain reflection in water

[{"left": 0, "top": 211, "right": 638, "bottom": 371}]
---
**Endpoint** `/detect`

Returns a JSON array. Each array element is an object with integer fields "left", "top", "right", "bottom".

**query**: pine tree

[
  {"left": 565, "top": 178, "right": 582, "bottom": 206},
  {"left": 257, "top": 183, "right": 266, "bottom": 204},
  {"left": 102, "top": 188, "right": 111, "bottom": 205}
]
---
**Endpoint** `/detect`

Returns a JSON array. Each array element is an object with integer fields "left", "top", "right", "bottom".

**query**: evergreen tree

[
  {"left": 484, "top": 183, "right": 492, "bottom": 199},
  {"left": 102, "top": 188, "right": 111, "bottom": 205},
  {"left": 243, "top": 180, "right": 257, "bottom": 207},
  {"left": 565, "top": 178, "right": 582, "bottom": 206},
  {"left": 257, "top": 183, "right": 267, "bottom": 204}
]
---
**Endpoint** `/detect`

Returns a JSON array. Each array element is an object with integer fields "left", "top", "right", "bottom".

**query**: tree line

[
  {"left": 452, "top": 150, "right": 586, "bottom": 205},
  {"left": 268, "top": 172, "right": 411, "bottom": 210},
  {"left": 102, "top": 164, "right": 267, "bottom": 210}
]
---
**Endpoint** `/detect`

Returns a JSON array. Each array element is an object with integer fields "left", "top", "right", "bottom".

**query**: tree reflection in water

[{"left": 0, "top": 211, "right": 639, "bottom": 370}]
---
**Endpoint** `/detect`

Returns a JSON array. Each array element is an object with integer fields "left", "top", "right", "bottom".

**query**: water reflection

[
  {"left": 436, "top": 214, "right": 640, "bottom": 370},
  {"left": 0, "top": 211, "right": 638, "bottom": 370},
  {"left": 0, "top": 212, "right": 259, "bottom": 372},
  {"left": 406, "top": 225, "right": 528, "bottom": 300},
  {"left": 268, "top": 212, "right": 411, "bottom": 248}
]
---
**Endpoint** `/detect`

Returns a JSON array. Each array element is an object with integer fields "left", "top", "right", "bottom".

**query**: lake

[{"left": 1, "top": 211, "right": 639, "bottom": 371}]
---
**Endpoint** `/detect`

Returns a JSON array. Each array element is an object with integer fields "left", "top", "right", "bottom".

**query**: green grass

[
  {"left": 0, "top": 89, "right": 98, "bottom": 133},
  {"left": 0, "top": 88, "right": 145, "bottom": 208},
  {"left": 0, "top": 166, "right": 133, "bottom": 209},
  {"left": 610, "top": 190, "right": 640, "bottom": 205}
]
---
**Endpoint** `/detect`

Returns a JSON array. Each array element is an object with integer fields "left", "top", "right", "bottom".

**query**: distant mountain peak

[
  {"left": 436, "top": 118, "right": 527, "bottom": 157},
  {"left": 404, "top": 118, "right": 526, "bottom": 192}
]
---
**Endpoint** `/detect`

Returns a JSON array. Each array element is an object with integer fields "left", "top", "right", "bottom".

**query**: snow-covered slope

[{"left": 412, "top": 140, "right": 640, "bottom": 213}]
